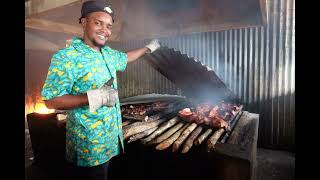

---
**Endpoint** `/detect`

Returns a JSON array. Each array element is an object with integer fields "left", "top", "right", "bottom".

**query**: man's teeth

[{"left": 97, "top": 35, "right": 106, "bottom": 40}]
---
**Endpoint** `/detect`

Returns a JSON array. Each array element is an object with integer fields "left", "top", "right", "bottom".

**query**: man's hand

[
  {"left": 145, "top": 39, "right": 160, "bottom": 53},
  {"left": 87, "top": 80, "right": 118, "bottom": 112}
]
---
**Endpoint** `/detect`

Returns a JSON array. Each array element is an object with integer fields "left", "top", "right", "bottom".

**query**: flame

[
  {"left": 34, "top": 102, "right": 55, "bottom": 114},
  {"left": 25, "top": 101, "right": 55, "bottom": 115}
]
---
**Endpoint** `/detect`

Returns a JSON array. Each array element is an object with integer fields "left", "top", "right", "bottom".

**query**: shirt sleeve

[
  {"left": 114, "top": 50, "right": 128, "bottom": 72},
  {"left": 41, "top": 52, "right": 75, "bottom": 100}
]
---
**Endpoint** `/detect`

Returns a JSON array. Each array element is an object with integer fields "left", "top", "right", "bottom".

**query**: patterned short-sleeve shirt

[{"left": 41, "top": 37, "right": 128, "bottom": 167}]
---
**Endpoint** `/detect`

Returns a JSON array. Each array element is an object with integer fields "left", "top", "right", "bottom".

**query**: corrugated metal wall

[
  {"left": 110, "top": 0, "right": 295, "bottom": 151},
  {"left": 116, "top": 53, "right": 178, "bottom": 98}
]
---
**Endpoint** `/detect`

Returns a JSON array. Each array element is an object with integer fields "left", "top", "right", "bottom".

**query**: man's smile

[{"left": 97, "top": 34, "right": 107, "bottom": 40}]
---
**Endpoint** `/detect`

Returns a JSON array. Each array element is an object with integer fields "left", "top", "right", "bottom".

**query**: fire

[
  {"left": 25, "top": 101, "right": 55, "bottom": 115},
  {"left": 34, "top": 102, "right": 55, "bottom": 114}
]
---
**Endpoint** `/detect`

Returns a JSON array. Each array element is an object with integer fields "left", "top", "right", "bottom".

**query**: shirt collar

[{"left": 71, "top": 37, "right": 110, "bottom": 54}]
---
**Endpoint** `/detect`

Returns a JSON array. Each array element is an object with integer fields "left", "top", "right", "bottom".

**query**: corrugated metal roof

[{"left": 143, "top": 47, "right": 237, "bottom": 104}]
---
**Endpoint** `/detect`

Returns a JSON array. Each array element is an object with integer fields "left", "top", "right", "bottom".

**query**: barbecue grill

[
  {"left": 26, "top": 47, "right": 259, "bottom": 180},
  {"left": 110, "top": 47, "right": 259, "bottom": 180}
]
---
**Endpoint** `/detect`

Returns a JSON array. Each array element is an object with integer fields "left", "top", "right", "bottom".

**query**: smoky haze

[
  {"left": 122, "top": 0, "right": 205, "bottom": 40},
  {"left": 120, "top": 0, "right": 263, "bottom": 41}
]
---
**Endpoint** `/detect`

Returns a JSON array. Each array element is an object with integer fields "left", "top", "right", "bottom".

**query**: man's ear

[{"left": 80, "top": 18, "right": 87, "bottom": 27}]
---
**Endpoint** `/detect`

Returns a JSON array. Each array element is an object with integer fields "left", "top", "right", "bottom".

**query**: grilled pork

[{"left": 178, "top": 101, "right": 240, "bottom": 130}]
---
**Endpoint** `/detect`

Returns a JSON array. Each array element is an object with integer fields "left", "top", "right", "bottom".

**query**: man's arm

[
  {"left": 44, "top": 94, "right": 88, "bottom": 110},
  {"left": 126, "top": 39, "right": 160, "bottom": 63},
  {"left": 127, "top": 47, "right": 149, "bottom": 63}
]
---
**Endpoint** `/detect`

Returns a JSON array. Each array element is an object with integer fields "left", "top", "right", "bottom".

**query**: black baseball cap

[{"left": 79, "top": 0, "right": 115, "bottom": 23}]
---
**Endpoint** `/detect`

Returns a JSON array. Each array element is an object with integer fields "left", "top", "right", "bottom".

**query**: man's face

[{"left": 81, "top": 12, "right": 113, "bottom": 50}]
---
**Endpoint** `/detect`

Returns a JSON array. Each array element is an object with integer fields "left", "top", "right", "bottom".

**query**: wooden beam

[{"left": 25, "top": 18, "right": 83, "bottom": 36}]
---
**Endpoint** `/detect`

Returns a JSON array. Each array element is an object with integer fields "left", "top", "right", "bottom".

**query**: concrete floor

[
  {"left": 255, "top": 148, "right": 295, "bottom": 180},
  {"left": 25, "top": 129, "right": 295, "bottom": 180}
]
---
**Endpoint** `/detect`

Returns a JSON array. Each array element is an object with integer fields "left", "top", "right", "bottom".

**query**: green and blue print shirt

[{"left": 41, "top": 37, "right": 128, "bottom": 167}]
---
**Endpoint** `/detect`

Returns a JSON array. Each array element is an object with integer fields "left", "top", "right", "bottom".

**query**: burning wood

[
  {"left": 172, "top": 123, "right": 198, "bottom": 152},
  {"left": 128, "top": 126, "right": 158, "bottom": 143},
  {"left": 155, "top": 123, "right": 190, "bottom": 150},
  {"left": 141, "top": 116, "right": 180, "bottom": 144},
  {"left": 207, "top": 128, "right": 225, "bottom": 151},
  {"left": 181, "top": 126, "right": 203, "bottom": 153},
  {"left": 148, "top": 121, "right": 186, "bottom": 145},
  {"left": 194, "top": 128, "right": 213, "bottom": 146},
  {"left": 123, "top": 118, "right": 166, "bottom": 140}
]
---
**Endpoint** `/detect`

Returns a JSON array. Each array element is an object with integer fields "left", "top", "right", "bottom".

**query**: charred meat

[{"left": 178, "top": 101, "right": 241, "bottom": 130}]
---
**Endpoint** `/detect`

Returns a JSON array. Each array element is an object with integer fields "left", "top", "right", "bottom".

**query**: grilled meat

[{"left": 178, "top": 101, "right": 240, "bottom": 129}]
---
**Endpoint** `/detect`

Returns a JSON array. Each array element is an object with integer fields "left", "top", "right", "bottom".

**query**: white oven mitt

[
  {"left": 87, "top": 78, "right": 118, "bottom": 112},
  {"left": 145, "top": 39, "right": 160, "bottom": 53}
]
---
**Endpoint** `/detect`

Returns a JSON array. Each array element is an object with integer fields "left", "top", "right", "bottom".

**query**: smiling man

[{"left": 41, "top": 0, "right": 160, "bottom": 179}]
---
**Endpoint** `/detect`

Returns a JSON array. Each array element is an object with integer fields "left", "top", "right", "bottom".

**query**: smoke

[
  {"left": 148, "top": 0, "right": 198, "bottom": 18},
  {"left": 122, "top": 0, "right": 202, "bottom": 40},
  {"left": 120, "top": 0, "right": 265, "bottom": 42}
]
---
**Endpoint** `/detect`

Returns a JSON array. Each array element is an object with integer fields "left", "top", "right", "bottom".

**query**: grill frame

[
  {"left": 110, "top": 109, "right": 259, "bottom": 180},
  {"left": 120, "top": 96, "right": 244, "bottom": 146},
  {"left": 115, "top": 44, "right": 259, "bottom": 179}
]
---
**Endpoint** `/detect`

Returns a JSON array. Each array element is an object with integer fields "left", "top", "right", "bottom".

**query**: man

[{"left": 41, "top": 0, "right": 160, "bottom": 179}]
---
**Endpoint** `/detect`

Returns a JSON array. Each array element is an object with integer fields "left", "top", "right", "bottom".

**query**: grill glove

[
  {"left": 145, "top": 39, "right": 160, "bottom": 53},
  {"left": 87, "top": 78, "right": 118, "bottom": 112}
]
